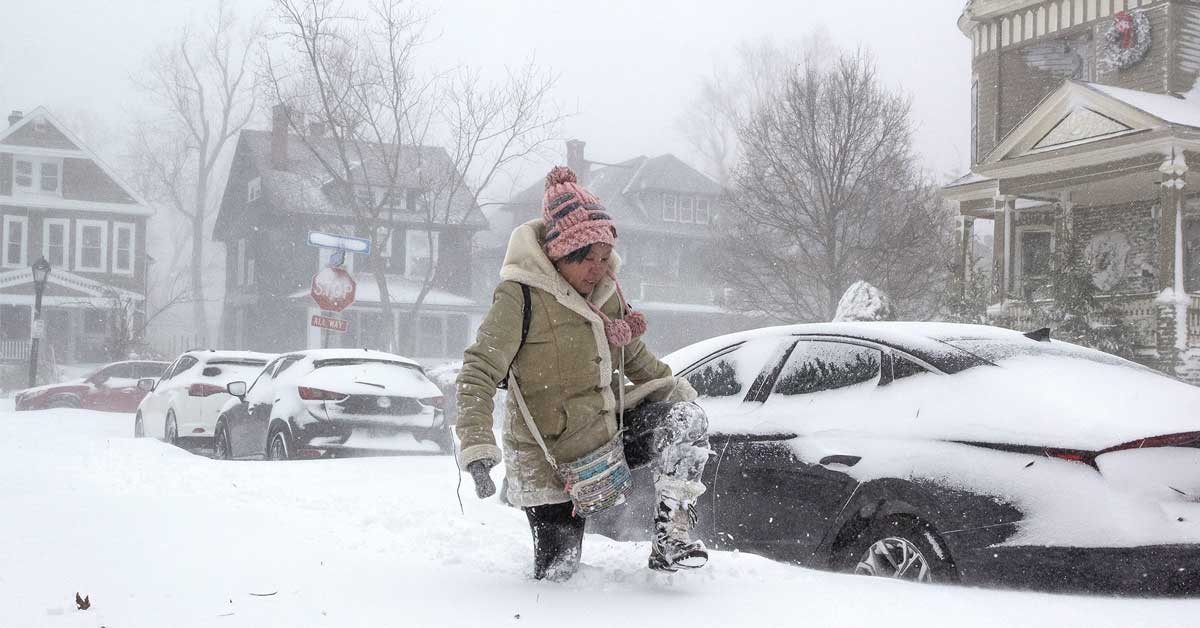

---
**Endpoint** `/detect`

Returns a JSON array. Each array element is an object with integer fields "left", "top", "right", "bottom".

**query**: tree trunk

[{"left": 190, "top": 195, "right": 209, "bottom": 346}]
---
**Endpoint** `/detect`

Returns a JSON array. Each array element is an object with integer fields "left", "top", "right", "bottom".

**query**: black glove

[{"left": 467, "top": 459, "right": 497, "bottom": 499}]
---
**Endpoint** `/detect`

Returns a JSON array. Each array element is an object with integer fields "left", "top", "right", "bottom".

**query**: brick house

[
  {"left": 213, "top": 106, "right": 488, "bottom": 362},
  {"left": 944, "top": 0, "right": 1200, "bottom": 382},
  {"left": 0, "top": 108, "right": 151, "bottom": 365},
  {"left": 481, "top": 140, "right": 755, "bottom": 354}
]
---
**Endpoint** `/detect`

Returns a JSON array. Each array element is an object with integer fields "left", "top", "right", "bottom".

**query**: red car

[{"left": 13, "top": 360, "right": 171, "bottom": 413}]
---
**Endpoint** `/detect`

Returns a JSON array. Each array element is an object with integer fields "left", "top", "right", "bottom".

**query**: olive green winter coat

[{"left": 455, "top": 220, "right": 688, "bottom": 507}]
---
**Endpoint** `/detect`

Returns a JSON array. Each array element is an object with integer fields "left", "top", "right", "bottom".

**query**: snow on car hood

[
  {"left": 299, "top": 363, "right": 441, "bottom": 398},
  {"left": 727, "top": 354, "right": 1200, "bottom": 452}
]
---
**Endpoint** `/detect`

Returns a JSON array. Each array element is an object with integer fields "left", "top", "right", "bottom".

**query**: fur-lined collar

[{"left": 498, "top": 219, "right": 622, "bottom": 308}]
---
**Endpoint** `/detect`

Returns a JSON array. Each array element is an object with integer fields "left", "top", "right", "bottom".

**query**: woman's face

[{"left": 556, "top": 243, "right": 613, "bottom": 296}]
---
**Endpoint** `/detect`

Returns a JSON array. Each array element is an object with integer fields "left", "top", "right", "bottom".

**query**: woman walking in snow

[{"left": 455, "top": 166, "right": 711, "bottom": 581}]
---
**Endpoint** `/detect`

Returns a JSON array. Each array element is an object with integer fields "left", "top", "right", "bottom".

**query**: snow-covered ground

[{"left": 3, "top": 400, "right": 1199, "bottom": 627}]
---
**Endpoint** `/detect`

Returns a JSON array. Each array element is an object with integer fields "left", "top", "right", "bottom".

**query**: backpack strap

[{"left": 497, "top": 283, "right": 531, "bottom": 390}]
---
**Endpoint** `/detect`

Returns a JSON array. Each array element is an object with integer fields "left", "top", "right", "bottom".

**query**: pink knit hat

[{"left": 542, "top": 166, "right": 616, "bottom": 260}]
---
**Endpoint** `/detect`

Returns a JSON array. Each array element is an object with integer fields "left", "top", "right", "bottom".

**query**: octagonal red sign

[{"left": 311, "top": 266, "right": 356, "bottom": 312}]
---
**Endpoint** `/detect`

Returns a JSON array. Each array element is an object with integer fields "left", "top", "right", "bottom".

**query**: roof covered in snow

[
  {"left": 1083, "top": 83, "right": 1200, "bottom": 129},
  {"left": 480, "top": 153, "right": 723, "bottom": 251},
  {"left": 233, "top": 129, "right": 486, "bottom": 227}
]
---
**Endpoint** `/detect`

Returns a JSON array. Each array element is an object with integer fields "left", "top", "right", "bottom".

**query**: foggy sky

[{"left": 0, "top": 0, "right": 972, "bottom": 193}]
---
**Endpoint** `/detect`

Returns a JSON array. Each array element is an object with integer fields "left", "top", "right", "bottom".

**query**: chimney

[
  {"left": 566, "top": 139, "right": 588, "bottom": 184},
  {"left": 271, "top": 104, "right": 290, "bottom": 170},
  {"left": 308, "top": 121, "right": 326, "bottom": 138},
  {"left": 8, "top": 110, "right": 23, "bottom": 127}
]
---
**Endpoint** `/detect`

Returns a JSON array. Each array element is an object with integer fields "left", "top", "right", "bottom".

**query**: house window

[
  {"left": 3, "top": 215, "right": 28, "bottom": 268},
  {"left": 355, "top": 188, "right": 375, "bottom": 209},
  {"left": 247, "top": 177, "right": 261, "bottom": 203},
  {"left": 246, "top": 258, "right": 256, "bottom": 285},
  {"left": 13, "top": 158, "right": 62, "bottom": 196},
  {"left": 236, "top": 239, "right": 247, "bottom": 285},
  {"left": 971, "top": 80, "right": 979, "bottom": 163},
  {"left": 679, "top": 196, "right": 694, "bottom": 222},
  {"left": 417, "top": 314, "right": 445, "bottom": 357},
  {"left": 405, "top": 229, "right": 438, "bottom": 279},
  {"left": 75, "top": 220, "right": 107, "bottom": 272},
  {"left": 113, "top": 223, "right": 135, "bottom": 275},
  {"left": 382, "top": 189, "right": 404, "bottom": 209},
  {"left": 375, "top": 227, "right": 393, "bottom": 258},
  {"left": 43, "top": 218, "right": 69, "bottom": 267},
  {"left": 695, "top": 198, "right": 711, "bottom": 224},
  {"left": 662, "top": 194, "right": 678, "bottom": 222},
  {"left": 1016, "top": 227, "right": 1053, "bottom": 296}
]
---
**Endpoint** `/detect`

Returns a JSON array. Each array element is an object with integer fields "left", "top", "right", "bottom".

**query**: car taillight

[
  {"left": 1101, "top": 431, "right": 1200, "bottom": 453},
  {"left": 420, "top": 395, "right": 445, "bottom": 410},
  {"left": 188, "top": 383, "right": 226, "bottom": 397},
  {"left": 298, "top": 386, "right": 349, "bottom": 402},
  {"left": 1046, "top": 449, "right": 1095, "bottom": 465}
]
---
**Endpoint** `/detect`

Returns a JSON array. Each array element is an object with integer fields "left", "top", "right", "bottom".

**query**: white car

[
  {"left": 215, "top": 349, "right": 448, "bottom": 460},
  {"left": 134, "top": 350, "right": 275, "bottom": 448}
]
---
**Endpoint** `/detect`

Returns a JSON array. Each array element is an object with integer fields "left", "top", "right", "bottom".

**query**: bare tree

[
  {"left": 714, "top": 49, "right": 953, "bottom": 323},
  {"left": 264, "top": 0, "right": 562, "bottom": 353},
  {"left": 677, "top": 33, "right": 831, "bottom": 186},
  {"left": 134, "top": 0, "right": 259, "bottom": 345}
]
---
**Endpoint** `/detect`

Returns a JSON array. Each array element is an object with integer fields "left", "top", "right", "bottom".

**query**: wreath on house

[{"left": 1101, "top": 10, "right": 1152, "bottom": 71}]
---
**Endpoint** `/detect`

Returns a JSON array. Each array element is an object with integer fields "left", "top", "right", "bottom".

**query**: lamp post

[{"left": 27, "top": 256, "right": 51, "bottom": 387}]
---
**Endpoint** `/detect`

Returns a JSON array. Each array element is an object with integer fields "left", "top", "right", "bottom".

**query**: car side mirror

[
  {"left": 137, "top": 378, "right": 156, "bottom": 392},
  {"left": 227, "top": 381, "right": 248, "bottom": 399}
]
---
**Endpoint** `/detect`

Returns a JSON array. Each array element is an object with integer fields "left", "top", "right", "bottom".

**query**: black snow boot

[
  {"left": 649, "top": 481, "right": 708, "bottom": 572},
  {"left": 525, "top": 501, "right": 586, "bottom": 582}
]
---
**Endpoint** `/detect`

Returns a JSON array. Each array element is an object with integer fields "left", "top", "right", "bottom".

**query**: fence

[{"left": 1, "top": 340, "right": 30, "bottom": 362}]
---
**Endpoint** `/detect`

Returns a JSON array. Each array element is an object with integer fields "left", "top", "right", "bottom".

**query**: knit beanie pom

[
  {"left": 605, "top": 319, "right": 633, "bottom": 347},
  {"left": 545, "top": 166, "right": 577, "bottom": 190},
  {"left": 625, "top": 310, "right": 647, "bottom": 339}
]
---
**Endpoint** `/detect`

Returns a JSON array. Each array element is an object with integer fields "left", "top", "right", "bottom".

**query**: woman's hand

[{"left": 467, "top": 459, "right": 498, "bottom": 499}]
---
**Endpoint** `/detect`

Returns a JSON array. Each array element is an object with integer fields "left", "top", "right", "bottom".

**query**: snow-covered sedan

[
  {"left": 134, "top": 350, "right": 275, "bottom": 449},
  {"left": 214, "top": 349, "right": 448, "bottom": 460},
  {"left": 590, "top": 322, "right": 1200, "bottom": 595},
  {"left": 14, "top": 360, "right": 170, "bottom": 412}
]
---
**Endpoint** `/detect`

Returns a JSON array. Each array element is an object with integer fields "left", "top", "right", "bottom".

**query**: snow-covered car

[
  {"left": 590, "top": 322, "right": 1200, "bottom": 595},
  {"left": 14, "top": 360, "right": 170, "bottom": 412},
  {"left": 134, "top": 350, "right": 275, "bottom": 448},
  {"left": 214, "top": 349, "right": 448, "bottom": 460}
]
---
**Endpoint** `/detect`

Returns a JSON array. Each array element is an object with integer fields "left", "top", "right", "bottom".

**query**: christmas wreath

[{"left": 1101, "top": 10, "right": 1151, "bottom": 71}]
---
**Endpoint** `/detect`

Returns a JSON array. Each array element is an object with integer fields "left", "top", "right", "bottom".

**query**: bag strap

[
  {"left": 497, "top": 283, "right": 532, "bottom": 390},
  {"left": 509, "top": 375, "right": 558, "bottom": 468}
]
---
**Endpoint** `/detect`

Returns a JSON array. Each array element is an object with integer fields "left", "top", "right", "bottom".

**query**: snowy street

[{"left": 2, "top": 401, "right": 1199, "bottom": 628}]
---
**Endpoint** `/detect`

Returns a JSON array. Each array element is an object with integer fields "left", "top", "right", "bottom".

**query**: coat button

[
  {"left": 594, "top": 385, "right": 605, "bottom": 393},
  {"left": 593, "top": 357, "right": 603, "bottom": 364}
]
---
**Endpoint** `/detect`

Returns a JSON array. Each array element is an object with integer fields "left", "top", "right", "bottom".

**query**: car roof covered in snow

[
  {"left": 183, "top": 350, "right": 276, "bottom": 363},
  {"left": 280, "top": 348, "right": 421, "bottom": 367},
  {"left": 664, "top": 321, "right": 1030, "bottom": 374}
]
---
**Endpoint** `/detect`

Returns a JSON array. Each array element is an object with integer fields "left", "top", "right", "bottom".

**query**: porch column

[
  {"left": 1155, "top": 150, "right": 1189, "bottom": 371},
  {"left": 957, "top": 215, "right": 975, "bottom": 289},
  {"left": 992, "top": 195, "right": 1016, "bottom": 306}
]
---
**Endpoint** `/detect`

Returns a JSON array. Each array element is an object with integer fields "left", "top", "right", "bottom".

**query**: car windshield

[{"left": 939, "top": 339, "right": 1162, "bottom": 377}]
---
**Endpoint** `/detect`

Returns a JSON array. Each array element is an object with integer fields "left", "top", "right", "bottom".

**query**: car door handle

[{"left": 819, "top": 455, "right": 861, "bottom": 468}]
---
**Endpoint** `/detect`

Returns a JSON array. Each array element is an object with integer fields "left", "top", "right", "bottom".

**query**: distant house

[
  {"left": 481, "top": 140, "right": 755, "bottom": 354},
  {"left": 213, "top": 106, "right": 489, "bottom": 362},
  {"left": 0, "top": 108, "right": 151, "bottom": 365},
  {"left": 945, "top": 0, "right": 1200, "bottom": 382}
]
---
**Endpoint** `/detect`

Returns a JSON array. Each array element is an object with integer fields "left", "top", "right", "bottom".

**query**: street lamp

[{"left": 27, "top": 256, "right": 51, "bottom": 387}]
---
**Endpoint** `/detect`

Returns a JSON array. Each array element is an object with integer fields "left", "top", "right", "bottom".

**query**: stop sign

[{"left": 311, "top": 266, "right": 356, "bottom": 312}]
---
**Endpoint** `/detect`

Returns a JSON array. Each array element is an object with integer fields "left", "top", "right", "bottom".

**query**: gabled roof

[
  {"left": 0, "top": 106, "right": 152, "bottom": 213},
  {"left": 981, "top": 80, "right": 1200, "bottom": 169},
  {"left": 236, "top": 129, "right": 486, "bottom": 227},
  {"left": 0, "top": 267, "right": 144, "bottom": 303},
  {"left": 481, "top": 152, "right": 722, "bottom": 251}
]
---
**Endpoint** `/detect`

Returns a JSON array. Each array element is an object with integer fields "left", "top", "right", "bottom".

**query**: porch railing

[
  {"left": 1, "top": 339, "right": 30, "bottom": 361},
  {"left": 1000, "top": 293, "right": 1160, "bottom": 348}
]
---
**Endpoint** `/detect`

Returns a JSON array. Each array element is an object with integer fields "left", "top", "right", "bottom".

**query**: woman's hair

[{"left": 560, "top": 243, "right": 593, "bottom": 265}]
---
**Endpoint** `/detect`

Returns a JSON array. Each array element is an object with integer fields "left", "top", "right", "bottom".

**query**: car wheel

[
  {"left": 165, "top": 411, "right": 179, "bottom": 447},
  {"left": 46, "top": 395, "right": 80, "bottom": 409},
  {"left": 134, "top": 412, "right": 145, "bottom": 438},
  {"left": 266, "top": 426, "right": 291, "bottom": 461},
  {"left": 214, "top": 423, "right": 232, "bottom": 460},
  {"left": 848, "top": 515, "right": 957, "bottom": 583}
]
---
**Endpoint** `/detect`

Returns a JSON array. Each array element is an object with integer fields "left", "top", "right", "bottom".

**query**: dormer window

[{"left": 13, "top": 157, "right": 62, "bottom": 196}]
